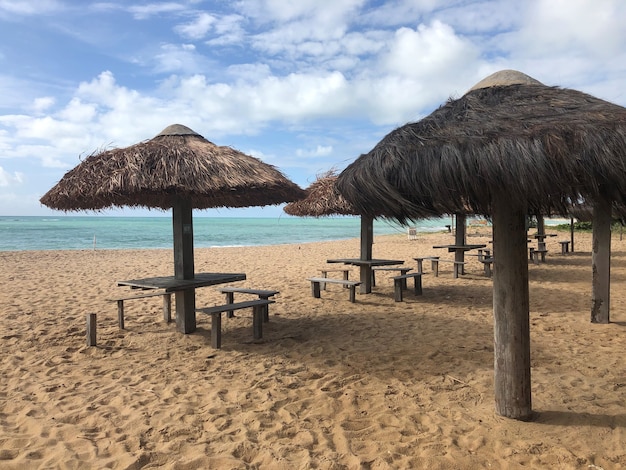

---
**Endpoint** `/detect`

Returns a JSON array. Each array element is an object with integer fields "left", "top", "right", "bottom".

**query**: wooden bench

[
  {"left": 414, "top": 256, "right": 440, "bottom": 274},
  {"left": 429, "top": 259, "right": 466, "bottom": 278},
  {"left": 109, "top": 291, "right": 172, "bottom": 329},
  {"left": 307, "top": 278, "right": 361, "bottom": 303},
  {"left": 371, "top": 266, "right": 412, "bottom": 288},
  {"left": 218, "top": 287, "right": 279, "bottom": 320},
  {"left": 197, "top": 299, "right": 275, "bottom": 349},
  {"left": 531, "top": 249, "right": 548, "bottom": 264},
  {"left": 392, "top": 273, "right": 423, "bottom": 302},
  {"left": 318, "top": 268, "right": 351, "bottom": 290},
  {"left": 559, "top": 240, "right": 570, "bottom": 254},
  {"left": 480, "top": 257, "right": 494, "bottom": 277}
]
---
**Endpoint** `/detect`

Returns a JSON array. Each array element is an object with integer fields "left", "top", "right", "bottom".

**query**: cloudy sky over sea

[{"left": 1, "top": 0, "right": 625, "bottom": 217}]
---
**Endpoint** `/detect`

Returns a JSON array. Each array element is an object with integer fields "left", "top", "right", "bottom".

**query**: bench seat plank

[
  {"left": 218, "top": 287, "right": 279, "bottom": 320},
  {"left": 371, "top": 266, "right": 412, "bottom": 288},
  {"left": 197, "top": 299, "right": 275, "bottom": 349},
  {"left": 108, "top": 291, "right": 172, "bottom": 329},
  {"left": 392, "top": 273, "right": 423, "bottom": 301},
  {"left": 307, "top": 278, "right": 361, "bottom": 303}
]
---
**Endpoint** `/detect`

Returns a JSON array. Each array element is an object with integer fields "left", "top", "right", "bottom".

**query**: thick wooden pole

[
  {"left": 591, "top": 196, "right": 611, "bottom": 324},
  {"left": 455, "top": 213, "right": 466, "bottom": 246},
  {"left": 536, "top": 214, "right": 545, "bottom": 236},
  {"left": 570, "top": 217, "right": 575, "bottom": 253},
  {"left": 173, "top": 199, "right": 196, "bottom": 334},
  {"left": 492, "top": 199, "right": 532, "bottom": 420},
  {"left": 455, "top": 214, "right": 466, "bottom": 271},
  {"left": 359, "top": 215, "right": 374, "bottom": 294}
]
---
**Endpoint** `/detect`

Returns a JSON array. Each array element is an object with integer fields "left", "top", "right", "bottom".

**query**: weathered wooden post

[
  {"left": 86, "top": 313, "right": 97, "bottom": 347},
  {"left": 493, "top": 198, "right": 532, "bottom": 420},
  {"left": 591, "top": 194, "right": 611, "bottom": 324},
  {"left": 173, "top": 198, "right": 196, "bottom": 334},
  {"left": 454, "top": 213, "right": 467, "bottom": 273},
  {"left": 359, "top": 214, "right": 374, "bottom": 294}
]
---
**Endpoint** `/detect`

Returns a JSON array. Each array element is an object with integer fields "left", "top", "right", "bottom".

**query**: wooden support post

[
  {"left": 394, "top": 279, "right": 403, "bottom": 302},
  {"left": 455, "top": 214, "right": 467, "bottom": 274},
  {"left": 211, "top": 313, "right": 222, "bottom": 349},
  {"left": 414, "top": 274, "right": 422, "bottom": 295},
  {"left": 252, "top": 305, "right": 263, "bottom": 339},
  {"left": 493, "top": 198, "right": 532, "bottom": 420},
  {"left": 173, "top": 198, "right": 196, "bottom": 334},
  {"left": 86, "top": 313, "right": 97, "bottom": 347},
  {"left": 591, "top": 194, "right": 612, "bottom": 324},
  {"left": 224, "top": 291, "right": 235, "bottom": 318},
  {"left": 348, "top": 285, "right": 357, "bottom": 303},
  {"left": 163, "top": 293, "right": 172, "bottom": 323},
  {"left": 359, "top": 215, "right": 374, "bottom": 294},
  {"left": 311, "top": 281, "right": 321, "bottom": 298},
  {"left": 116, "top": 300, "right": 125, "bottom": 329},
  {"left": 431, "top": 259, "right": 439, "bottom": 277}
]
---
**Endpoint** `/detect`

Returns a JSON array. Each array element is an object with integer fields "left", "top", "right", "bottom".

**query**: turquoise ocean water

[{"left": 0, "top": 216, "right": 453, "bottom": 251}]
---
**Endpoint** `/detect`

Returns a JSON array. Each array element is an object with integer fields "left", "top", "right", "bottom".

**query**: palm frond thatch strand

[
  {"left": 336, "top": 70, "right": 626, "bottom": 223},
  {"left": 284, "top": 171, "right": 359, "bottom": 216},
  {"left": 40, "top": 124, "right": 305, "bottom": 211}
]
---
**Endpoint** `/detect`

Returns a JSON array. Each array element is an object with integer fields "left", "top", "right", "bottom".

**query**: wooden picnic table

[
  {"left": 326, "top": 258, "right": 404, "bottom": 294},
  {"left": 432, "top": 244, "right": 487, "bottom": 275},
  {"left": 118, "top": 272, "right": 246, "bottom": 331}
]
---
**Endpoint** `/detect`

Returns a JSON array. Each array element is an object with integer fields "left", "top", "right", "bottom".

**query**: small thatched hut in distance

[{"left": 284, "top": 171, "right": 357, "bottom": 217}]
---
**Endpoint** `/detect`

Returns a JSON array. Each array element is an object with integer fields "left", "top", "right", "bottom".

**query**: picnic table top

[
  {"left": 432, "top": 244, "right": 487, "bottom": 251},
  {"left": 326, "top": 258, "right": 404, "bottom": 267},
  {"left": 118, "top": 272, "right": 246, "bottom": 292}
]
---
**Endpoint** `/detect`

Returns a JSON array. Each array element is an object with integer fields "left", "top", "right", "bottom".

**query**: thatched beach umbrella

[
  {"left": 41, "top": 124, "right": 305, "bottom": 333},
  {"left": 284, "top": 171, "right": 357, "bottom": 217},
  {"left": 337, "top": 70, "right": 626, "bottom": 420},
  {"left": 284, "top": 171, "right": 380, "bottom": 292}
]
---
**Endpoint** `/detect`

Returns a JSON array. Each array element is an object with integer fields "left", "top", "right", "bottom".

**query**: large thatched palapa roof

[
  {"left": 40, "top": 124, "right": 305, "bottom": 211},
  {"left": 336, "top": 70, "right": 626, "bottom": 421},
  {"left": 284, "top": 171, "right": 358, "bottom": 217},
  {"left": 336, "top": 70, "right": 626, "bottom": 222}
]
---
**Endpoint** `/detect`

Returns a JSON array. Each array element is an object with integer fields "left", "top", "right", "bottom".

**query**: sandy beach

[{"left": 1, "top": 226, "right": 625, "bottom": 469}]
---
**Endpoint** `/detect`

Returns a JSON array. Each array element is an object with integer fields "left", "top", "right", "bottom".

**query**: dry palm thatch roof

[
  {"left": 40, "top": 124, "right": 305, "bottom": 211},
  {"left": 284, "top": 171, "right": 359, "bottom": 216},
  {"left": 336, "top": 70, "right": 626, "bottom": 223}
]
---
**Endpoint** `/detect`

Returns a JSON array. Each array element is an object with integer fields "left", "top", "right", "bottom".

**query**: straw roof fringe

[
  {"left": 336, "top": 79, "right": 626, "bottom": 223},
  {"left": 284, "top": 171, "right": 359, "bottom": 216},
  {"left": 40, "top": 125, "right": 305, "bottom": 211}
]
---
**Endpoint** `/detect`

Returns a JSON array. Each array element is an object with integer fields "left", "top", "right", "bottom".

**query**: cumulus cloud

[
  {"left": 383, "top": 21, "right": 478, "bottom": 78},
  {"left": 2, "top": 0, "right": 626, "bottom": 216}
]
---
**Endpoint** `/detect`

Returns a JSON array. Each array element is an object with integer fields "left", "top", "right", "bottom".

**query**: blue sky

[{"left": 1, "top": 0, "right": 625, "bottom": 217}]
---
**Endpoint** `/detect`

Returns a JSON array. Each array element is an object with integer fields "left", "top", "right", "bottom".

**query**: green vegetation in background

[{"left": 554, "top": 221, "right": 624, "bottom": 232}]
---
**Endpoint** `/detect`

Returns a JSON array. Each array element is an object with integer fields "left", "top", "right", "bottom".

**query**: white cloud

[
  {"left": 0, "top": 165, "right": 23, "bottom": 186},
  {"left": 153, "top": 43, "right": 213, "bottom": 74},
  {"left": 0, "top": 0, "right": 62, "bottom": 15},
  {"left": 175, "top": 12, "right": 217, "bottom": 39},
  {"left": 205, "top": 14, "right": 246, "bottom": 46},
  {"left": 127, "top": 2, "right": 186, "bottom": 20},
  {"left": 2, "top": 0, "right": 626, "bottom": 216},
  {"left": 31, "top": 97, "right": 56, "bottom": 114},
  {"left": 383, "top": 21, "right": 478, "bottom": 78},
  {"left": 296, "top": 145, "right": 333, "bottom": 158}
]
